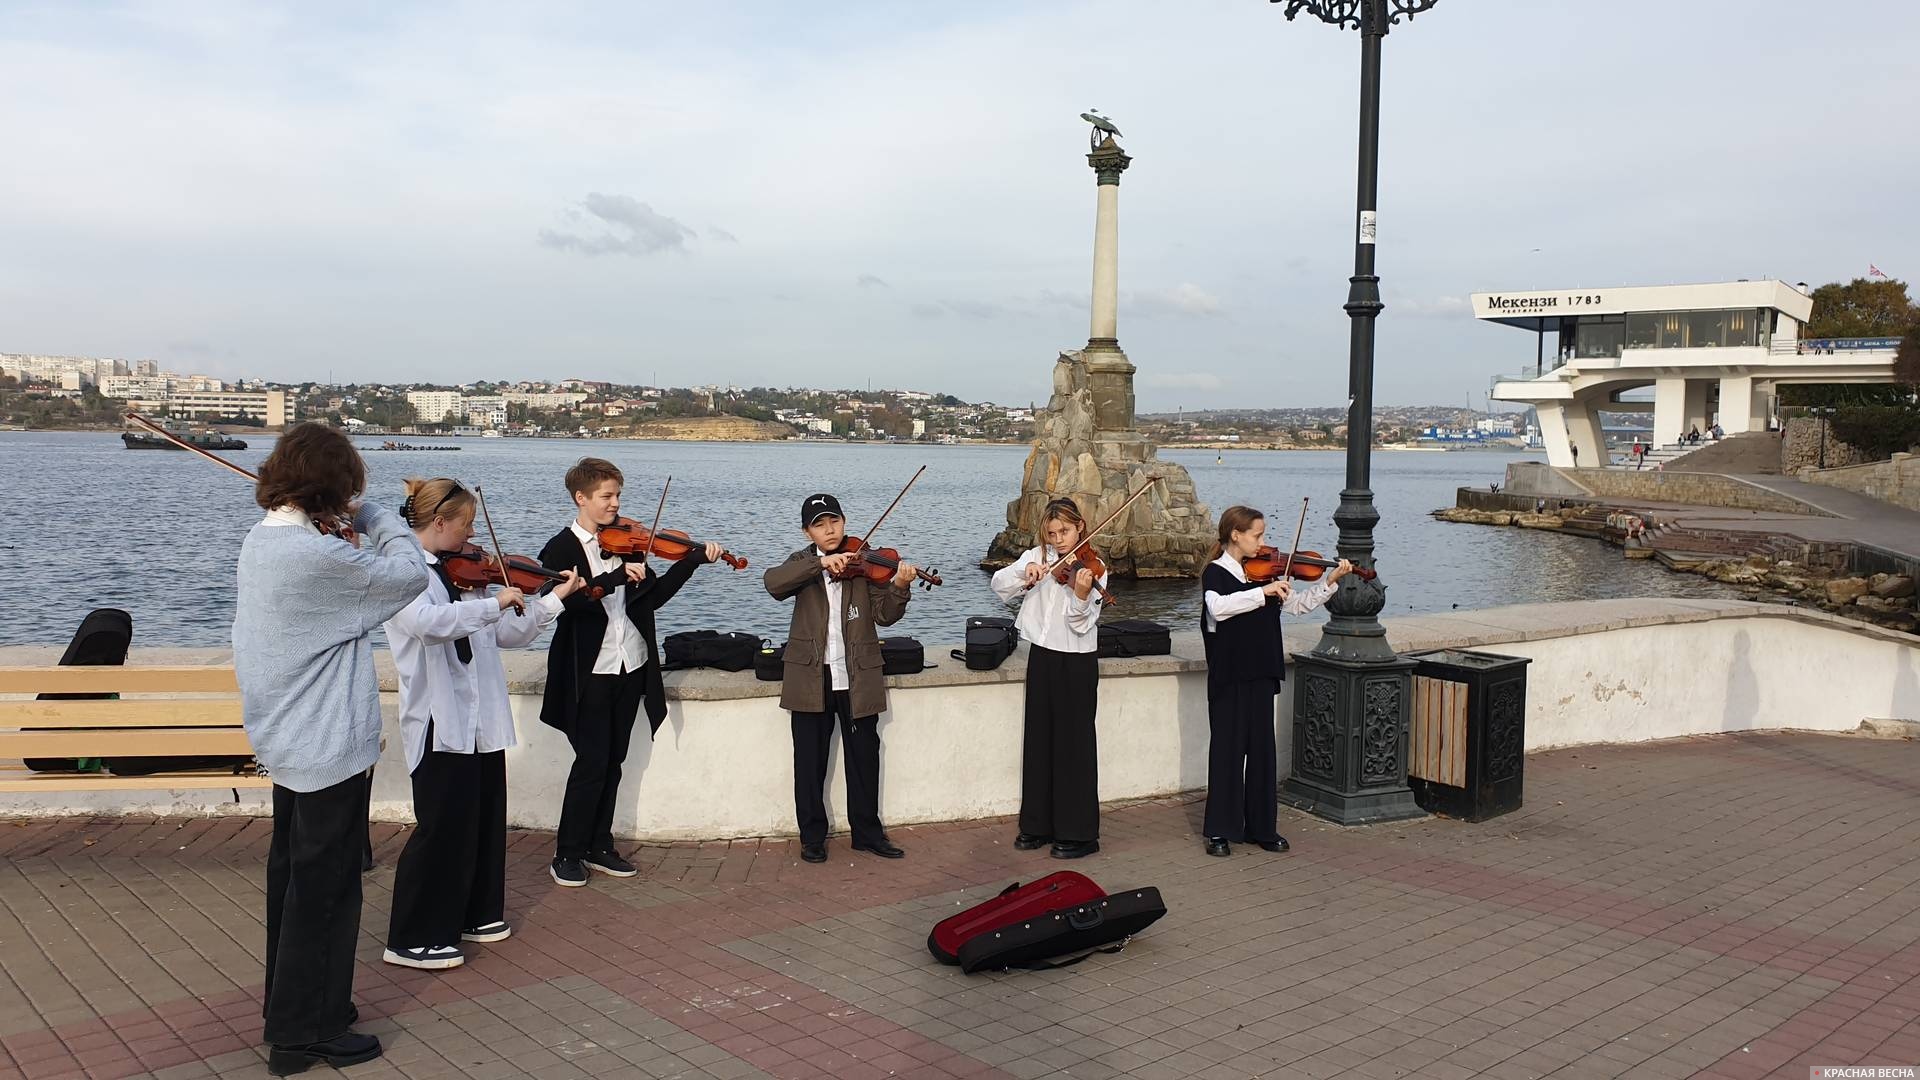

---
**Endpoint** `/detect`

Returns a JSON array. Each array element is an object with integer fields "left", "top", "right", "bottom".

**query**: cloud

[
  {"left": 1129, "top": 283, "right": 1224, "bottom": 318},
  {"left": 912, "top": 299, "right": 1007, "bottom": 320},
  {"left": 538, "top": 193, "right": 697, "bottom": 257},
  {"left": 1033, "top": 289, "right": 1082, "bottom": 309},
  {"left": 857, "top": 274, "right": 891, "bottom": 289},
  {"left": 1143, "top": 372, "right": 1225, "bottom": 390},
  {"left": 706, "top": 226, "right": 739, "bottom": 244},
  {"left": 1395, "top": 295, "right": 1471, "bottom": 319}
]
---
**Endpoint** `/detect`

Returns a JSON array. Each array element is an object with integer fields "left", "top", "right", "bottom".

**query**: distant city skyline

[{"left": 2, "top": 2, "right": 1914, "bottom": 411}]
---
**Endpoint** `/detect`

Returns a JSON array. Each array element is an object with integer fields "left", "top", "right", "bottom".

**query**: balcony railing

[{"left": 1771, "top": 337, "right": 1902, "bottom": 355}]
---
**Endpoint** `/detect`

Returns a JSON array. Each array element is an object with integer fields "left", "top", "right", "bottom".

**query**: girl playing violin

[
  {"left": 989, "top": 496, "right": 1108, "bottom": 859},
  {"left": 382, "top": 478, "right": 586, "bottom": 970},
  {"left": 1199, "top": 505, "right": 1351, "bottom": 858},
  {"left": 232, "top": 423, "right": 426, "bottom": 1073}
]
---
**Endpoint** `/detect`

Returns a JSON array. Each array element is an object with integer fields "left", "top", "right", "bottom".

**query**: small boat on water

[
  {"left": 371, "top": 441, "right": 461, "bottom": 451},
  {"left": 122, "top": 429, "right": 248, "bottom": 451}
]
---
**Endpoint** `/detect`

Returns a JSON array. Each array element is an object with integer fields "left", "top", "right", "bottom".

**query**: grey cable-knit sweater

[{"left": 232, "top": 501, "right": 428, "bottom": 793}]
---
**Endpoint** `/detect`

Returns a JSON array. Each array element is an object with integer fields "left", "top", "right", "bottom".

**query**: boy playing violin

[
  {"left": 764, "top": 494, "right": 918, "bottom": 864},
  {"left": 538, "top": 458, "right": 722, "bottom": 887}
]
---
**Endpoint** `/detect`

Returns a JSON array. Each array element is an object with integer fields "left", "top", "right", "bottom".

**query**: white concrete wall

[
  {"left": 4, "top": 601, "right": 1914, "bottom": 838},
  {"left": 1718, "top": 374, "right": 1764, "bottom": 434}
]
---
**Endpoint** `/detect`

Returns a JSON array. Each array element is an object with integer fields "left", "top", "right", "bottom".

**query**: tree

[
  {"left": 1806, "top": 278, "right": 1918, "bottom": 340},
  {"left": 1897, "top": 324, "right": 1920, "bottom": 386}
]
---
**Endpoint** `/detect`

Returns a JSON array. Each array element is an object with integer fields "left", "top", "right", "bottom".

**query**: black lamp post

[{"left": 1274, "top": 0, "right": 1435, "bottom": 825}]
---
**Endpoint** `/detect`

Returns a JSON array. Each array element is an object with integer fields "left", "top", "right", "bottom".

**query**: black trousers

[
  {"left": 1020, "top": 645, "right": 1100, "bottom": 843},
  {"left": 1203, "top": 680, "right": 1281, "bottom": 843},
  {"left": 263, "top": 774, "right": 366, "bottom": 1046},
  {"left": 388, "top": 744, "right": 507, "bottom": 948},
  {"left": 791, "top": 682, "right": 884, "bottom": 848},
  {"left": 557, "top": 670, "right": 646, "bottom": 859}
]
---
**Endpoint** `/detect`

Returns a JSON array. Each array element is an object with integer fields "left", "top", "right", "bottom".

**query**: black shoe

[
  {"left": 1205, "top": 837, "right": 1231, "bottom": 857},
  {"left": 1050, "top": 840, "right": 1099, "bottom": 859},
  {"left": 1257, "top": 837, "right": 1290, "bottom": 853},
  {"left": 853, "top": 839, "right": 905, "bottom": 859},
  {"left": 1013, "top": 833, "right": 1051, "bottom": 851},
  {"left": 267, "top": 1031, "right": 382, "bottom": 1076},
  {"left": 550, "top": 857, "right": 588, "bottom": 887},
  {"left": 584, "top": 850, "right": 637, "bottom": 877},
  {"left": 800, "top": 843, "right": 827, "bottom": 864},
  {"left": 346, "top": 1005, "right": 358, "bottom": 1027}
]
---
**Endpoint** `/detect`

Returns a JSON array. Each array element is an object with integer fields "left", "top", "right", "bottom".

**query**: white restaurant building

[{"left": 1478, "top": 280, "right": 1900, "bottom": 467}]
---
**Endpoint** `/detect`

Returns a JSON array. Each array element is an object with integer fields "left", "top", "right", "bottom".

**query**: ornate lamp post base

[{"left": 1281, "top": 651, "right": 1422, "bottom": 824}]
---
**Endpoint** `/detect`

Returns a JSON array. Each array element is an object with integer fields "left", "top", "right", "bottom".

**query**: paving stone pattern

[{"left": 0, "top": 732, "right": 1917, "bottom": 1079}]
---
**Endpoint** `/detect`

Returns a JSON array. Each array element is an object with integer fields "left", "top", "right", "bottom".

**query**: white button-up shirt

[
  {"left": 570, "top": 521, "right": 646, "bottom": 674},
  {"left": 816, "top": 547, "right": 850, "bottom": 692},
  {"left": 386, "top": 552, "right": 565, "bottom": 773},
  {"left": 1202, "top": 552, "right": 1338, "bottom": 632},
  {"left": 989, "top": 544, "right": 1107, "bottom": 654}
]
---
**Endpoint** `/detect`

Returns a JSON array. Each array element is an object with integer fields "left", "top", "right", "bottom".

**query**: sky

[{"left": 2, "top": 1, "right": 1917, "bottom": 411}]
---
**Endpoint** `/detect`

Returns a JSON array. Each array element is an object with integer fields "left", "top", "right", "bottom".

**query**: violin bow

[
  {"left": 641, "top": 477, "right": 671, "bottom": 562},
  {"left": 1280, "top": 497, "right": 1309, "bottom": 583},
  {"left": 853, "top": 465, "right": 927, "bottom": 549},
  {"left": 472, "top": 485, "right": 523, "bottom": 612},
  {"left": 125, "top": 410, "right": 358, "bottom": 545},
  {"left": 125, "top": 411, "right": 258, "bottom": 481}
]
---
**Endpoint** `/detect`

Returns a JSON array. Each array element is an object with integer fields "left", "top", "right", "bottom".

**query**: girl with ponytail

[{"left": 1199, "top": 506, "right": 1351, "bottom": 857}]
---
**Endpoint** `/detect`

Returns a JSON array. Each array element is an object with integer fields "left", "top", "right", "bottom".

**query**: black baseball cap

[{"left": 801, "top": 493, "right": 843, "bottom": 526}]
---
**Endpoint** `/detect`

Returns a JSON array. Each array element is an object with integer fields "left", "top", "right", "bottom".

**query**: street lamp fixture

[{"left": 1272, "top": 0, "right": 1436, "bottom": 825}]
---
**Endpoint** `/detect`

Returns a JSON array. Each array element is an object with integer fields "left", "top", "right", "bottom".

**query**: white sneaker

[
  {"left": 382, "top": 944, "right": 465, "bottom": 970},
  {"left": 461, "top": 921, "right": 511, "bottom": 943}
]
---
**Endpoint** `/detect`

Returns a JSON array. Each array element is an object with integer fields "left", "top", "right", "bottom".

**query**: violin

[
  {"left": 1241, "top": 546, "right": 1375, "bottom": 584},
  {"left": 440, "top": 543, "right": 591, "bottom": 596},
  {"left": 829, "top": 536, "right": 943, "bottom": 589},
  {"left": 1048, "top": 546, "right": 1115, "bottom": 605},
  {"left": 597, "top": 517, "right": 748, "bottom": 570}
]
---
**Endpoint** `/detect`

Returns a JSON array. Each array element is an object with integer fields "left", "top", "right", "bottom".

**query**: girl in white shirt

[
  {"left": 382, "top": 478, "right": 584, "bottom": 971},
  {"left": 990, "top": 497, "right": 1108, "bottom": 859},
  {"left": 1199, "top": 506, "right": 1350, "bottom": 857}
]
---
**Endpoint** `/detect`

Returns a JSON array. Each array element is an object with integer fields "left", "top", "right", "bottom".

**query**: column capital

[{"left": 1087, "top": 140, "right": 1132, "bottom": 186}]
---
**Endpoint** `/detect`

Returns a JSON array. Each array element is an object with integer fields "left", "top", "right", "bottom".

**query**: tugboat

[{"left": 122, "top": 427, "right": 248, "bottom": 451}]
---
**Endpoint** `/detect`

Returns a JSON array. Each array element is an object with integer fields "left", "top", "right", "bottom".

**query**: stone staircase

[{"left": 1606, "top": 431, "right": 1783, "bottom": 474}]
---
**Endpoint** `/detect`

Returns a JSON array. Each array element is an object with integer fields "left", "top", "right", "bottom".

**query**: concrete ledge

[{"left": 4, "top": 598, "right": 1915, "bottom": 840}]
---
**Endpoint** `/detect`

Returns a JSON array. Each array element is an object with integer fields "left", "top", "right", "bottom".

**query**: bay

[{"left": 0, "top": 431, "right": 1750, "bottom": 648}]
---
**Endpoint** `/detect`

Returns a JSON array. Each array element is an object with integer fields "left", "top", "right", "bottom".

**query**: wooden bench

[{"left": 0, "top": 666, "right": 269, "bottom": 792}]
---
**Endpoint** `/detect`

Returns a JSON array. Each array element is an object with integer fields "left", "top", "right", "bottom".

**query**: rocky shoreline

[{"left": 1434, "top": 505, "right": 1917, "bottom": 635}]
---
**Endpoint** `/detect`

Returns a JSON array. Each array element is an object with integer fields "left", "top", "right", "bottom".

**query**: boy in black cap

[{"left": 764, "top": 493, "right": 919, "bottom": 863}]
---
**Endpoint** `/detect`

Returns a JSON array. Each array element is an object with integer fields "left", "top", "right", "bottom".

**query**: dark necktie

[{"left": 427, "top": 560, "right": 474, "bottom": 665}]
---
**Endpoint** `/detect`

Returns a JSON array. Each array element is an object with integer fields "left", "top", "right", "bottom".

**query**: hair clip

[{"left": 399, "top": 495, "right": 416, "bottom": 521}]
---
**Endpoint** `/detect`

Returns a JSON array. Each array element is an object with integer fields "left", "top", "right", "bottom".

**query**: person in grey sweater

[{"left": 231, "top": 423, "right": 427, "bottom": 1076}]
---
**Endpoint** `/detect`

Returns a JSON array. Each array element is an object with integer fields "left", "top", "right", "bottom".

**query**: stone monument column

[
  {"left": 1083, "top": 138, "right": 1141, "bottom": 452},
  {"left": 983, "top": 115, "right": 1213, "bottom": 578}
]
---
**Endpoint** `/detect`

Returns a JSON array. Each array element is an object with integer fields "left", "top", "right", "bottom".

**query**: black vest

[{"left": 1200, "top": 561, "right": 1287, "bottom": 691}]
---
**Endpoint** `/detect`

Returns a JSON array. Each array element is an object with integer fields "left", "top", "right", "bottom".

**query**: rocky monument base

[{"left": 983, "top": 349, "right": 1212, "bottom": 577}]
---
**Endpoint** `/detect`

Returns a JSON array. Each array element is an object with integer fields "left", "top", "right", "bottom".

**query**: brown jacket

[{"left": 764, "top": 546, "right": 910, "bottom": 717}]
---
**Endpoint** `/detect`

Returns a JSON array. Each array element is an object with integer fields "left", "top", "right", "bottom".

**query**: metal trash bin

[{"left": 1404, "top": 649, "right": 1531, "bottom": 821}]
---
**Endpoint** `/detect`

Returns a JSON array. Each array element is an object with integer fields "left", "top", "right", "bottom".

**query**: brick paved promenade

[{"left": 1, "top": 732, "right": 1917, "bottom": 1080}]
